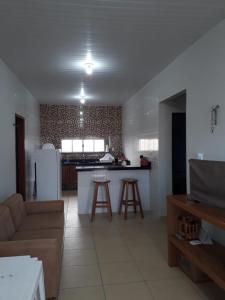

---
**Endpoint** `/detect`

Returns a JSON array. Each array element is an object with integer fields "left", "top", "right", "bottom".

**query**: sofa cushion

[
  {"left": 4, "top": 194, "right": 26, "bottom": 230},
  {"left": 12, "top": 228, "right": 64, "bottom": 252},
  {"left": 19, "top": 212, "right": 64, "bottom": 231},
  {"left": 0, "top": 205, "right": 15, "bottom": 241}
]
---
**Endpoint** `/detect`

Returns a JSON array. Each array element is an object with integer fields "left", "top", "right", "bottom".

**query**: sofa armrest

[
  {"left": 25, "top": 200, "right": 64, "bottom": 214},
  {"left": 0, "top": 239, "right": 58, "bottom": 254},
  {"left": 0, "top": 239, "right": 60, "bottom": 299}
]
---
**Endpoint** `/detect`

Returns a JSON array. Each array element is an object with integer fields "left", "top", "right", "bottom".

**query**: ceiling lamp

[
  {"left": 80, "top": 86, "right": 86, "bottom": 104},
  {"left": 80, "top": 97, "right": 85, "bottom": 104},
  {"left": 85, "top": 53, "right": 94, "bottom": 75}
]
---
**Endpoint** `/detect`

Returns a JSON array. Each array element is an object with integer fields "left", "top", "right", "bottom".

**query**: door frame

[{"left": 15, "top": 114, "right": 26, "bottom": 200}]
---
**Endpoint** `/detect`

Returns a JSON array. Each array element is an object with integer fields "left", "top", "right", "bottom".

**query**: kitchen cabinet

[{"left": 62, "top": 165, "right": 77, "bottom": 190}]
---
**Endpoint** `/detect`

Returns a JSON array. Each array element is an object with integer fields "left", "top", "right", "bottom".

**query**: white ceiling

[{"left": 0, "top": 0, "right": 225, "bottom": 105}]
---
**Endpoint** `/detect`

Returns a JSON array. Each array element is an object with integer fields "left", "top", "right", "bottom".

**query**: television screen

[{"left": 189, "top": 159, "right": 225, "bottom": 208}]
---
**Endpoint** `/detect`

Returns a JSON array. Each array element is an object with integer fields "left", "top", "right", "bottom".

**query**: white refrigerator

[{"left": 32, "top": 149, "right": 61, "bottom": 201}]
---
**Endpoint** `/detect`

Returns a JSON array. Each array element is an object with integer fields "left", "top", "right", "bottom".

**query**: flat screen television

[{"left": 189, "top": 159, "right": 225, "bottom": 208}]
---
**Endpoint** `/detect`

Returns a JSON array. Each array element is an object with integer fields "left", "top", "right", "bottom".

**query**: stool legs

[
  {"left": 119, "top": 181, "right": 125, "bottom": 215},
  {"left": 124, "top": 182, "right": 128, "bottom": 220},
  {"left": 135, "top": 183, "right": 144, "bottom": 219},
  {"left": 132, "top": 183, "right": 137, "bottom": 214},
  {"left": 119, "top": 180, "right": 144, "bottom": 219},
  {"left": 91, "top": 181, "right": 112, "bottom": 222},
  {"left": 91, "top": 183, "right": 99, "bottom": 222},
  {"left": 105, "top": 183, "right": 112, "bottom": 221}
]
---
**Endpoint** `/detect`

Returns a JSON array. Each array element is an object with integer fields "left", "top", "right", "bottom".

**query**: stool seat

[
  {"left": 119, "top": 178, "right": 144, "bottom": 220},
  {"left": 93, "top": 180, "right": 110, "bottom": 184},
  {"left": 122, "top": 178, "right": 137, "bottom": 183},
  {"left": 91, "top": 180, "right": 112, "bottom": 222}
]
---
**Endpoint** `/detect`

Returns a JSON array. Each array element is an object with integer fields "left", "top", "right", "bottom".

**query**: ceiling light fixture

[
  {"left": 80, "top": 86, "right": 85, "bottom": 97},
  {"left": 85, "top": 52, "right": 94, "bottom": 75},
  {"left": 80, "top": 111, "right": 83, "bottom": 115},
  {"left": 79, "top": 86, "right": 86, "bottom": 104},
  {"left": 80, "top": 97, "right": 85, "bottom": 104}
]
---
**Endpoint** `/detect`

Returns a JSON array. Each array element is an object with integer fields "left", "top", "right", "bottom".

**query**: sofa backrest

[
  {"left": 0, "top": 204, "right": 16, "bottom": 241},
  {"left": 4, "top": 194, "right": 27, "bottom": 230}
]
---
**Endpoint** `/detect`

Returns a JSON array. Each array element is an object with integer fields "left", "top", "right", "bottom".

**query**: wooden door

[
  {"left": 62, "top": 165, "right": 77, "bottom": 190},
  {"left": 15, "top": 114, "right": 26, "bottom": 200}
]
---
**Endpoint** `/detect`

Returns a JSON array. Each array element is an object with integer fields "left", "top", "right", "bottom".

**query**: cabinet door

[{"left": 62, "top": 165, "right": 77, "bottom": 190}]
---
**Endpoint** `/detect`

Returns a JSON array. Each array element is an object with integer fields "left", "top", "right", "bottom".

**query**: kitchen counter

[
  {"left": 61, "top": 159, "right": 112, "bottom": 166},
  {"left": 77, "top": 166, "right": 151, "bottom": 214},
  {"left": 76, "top": 165, "right": 151, "bottom": 171}
]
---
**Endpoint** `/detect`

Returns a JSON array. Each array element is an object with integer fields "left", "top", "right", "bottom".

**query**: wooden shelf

[
  {"left": 170, "top": 235, "right": 225, "bottom": 290},
  {"left": 167, "top": 194, "right": 225, "bottom": 291},
  {"left": 168, "top": 195, "right": 225, "bottom": 231}
]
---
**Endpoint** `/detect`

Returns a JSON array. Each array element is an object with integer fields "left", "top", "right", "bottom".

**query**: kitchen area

[{"left": 37, "top": 104, "right": 151, "bottom": 215}]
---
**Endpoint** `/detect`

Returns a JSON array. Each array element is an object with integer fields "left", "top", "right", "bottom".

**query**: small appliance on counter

[
  {"left": 32, "top": 148, "right": 61, "bottom": 201},
  {"left": 99, "top": 153, "right": 115, "bottom": 163}
]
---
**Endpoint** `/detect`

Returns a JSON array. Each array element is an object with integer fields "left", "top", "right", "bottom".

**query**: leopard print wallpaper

[{"left": 40, "top": 104, "right": 122, "bottom": 158}]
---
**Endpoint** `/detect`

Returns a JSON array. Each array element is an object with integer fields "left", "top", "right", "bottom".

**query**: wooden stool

[
  {"left": 91, "top": 180, "right": 112, "bottom": 222},
  {"left": 119, "top": 178, "right": 144, "bottom": 220}
]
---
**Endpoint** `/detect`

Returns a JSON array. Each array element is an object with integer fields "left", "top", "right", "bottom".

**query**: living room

[{"left": 1, "top": 1, "right": 225, "bottom": 300}]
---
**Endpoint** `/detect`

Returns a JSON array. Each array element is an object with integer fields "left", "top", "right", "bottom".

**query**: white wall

[
  {"left": 123, "top": 19, "right": 225, "bottom": 216},
  {"left": 0, "top": 59, "right": 40, "bottom": 200}
]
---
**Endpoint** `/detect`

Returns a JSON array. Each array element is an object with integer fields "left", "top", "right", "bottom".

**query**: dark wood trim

[{"left": 15, "top": 114, "right": 26, "bottom": 200}]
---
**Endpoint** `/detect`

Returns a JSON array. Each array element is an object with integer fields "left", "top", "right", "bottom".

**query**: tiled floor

[{"left": 59, "top": 191, "right": 225, "bottom": 300}]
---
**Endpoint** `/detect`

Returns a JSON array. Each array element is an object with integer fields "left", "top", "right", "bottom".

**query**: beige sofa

[{"left": 0, "top": 194, "right": 64, "bottom": 299}]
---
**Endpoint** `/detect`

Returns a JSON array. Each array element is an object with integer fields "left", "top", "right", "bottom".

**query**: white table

[{"left": 0, "top": 256, "right": 45, "bottom": 300}]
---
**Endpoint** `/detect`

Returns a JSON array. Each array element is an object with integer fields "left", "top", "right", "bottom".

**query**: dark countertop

[
  {"left": 61, "top": 160, "right": 112, "bottom": 167},
  {"left": 76, "top": 165, "right": 151, "bottom": 172}
]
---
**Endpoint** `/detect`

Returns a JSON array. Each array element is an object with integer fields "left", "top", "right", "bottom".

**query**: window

[
  {"left": 139, "top": 139, "right": 159, "bottom": 152},
  {"left": 73, "top": 139, "right": 82, "bottom": 152},
  {"left": 83, "top": 140, "right": 94, "bottom": 152},
  {"left": 61, "top": 139, "right": 105, "bottom": 153},
  {"left": 94, "top": 139, "right": 105, "bottom": 152},
  {"left": 61, "top": 140, "right": 72, "bottom": 153}
]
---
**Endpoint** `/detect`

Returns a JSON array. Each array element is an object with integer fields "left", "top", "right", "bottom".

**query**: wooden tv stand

[{"left": 167, "top": 194, "right": 225, "bottom": 290}]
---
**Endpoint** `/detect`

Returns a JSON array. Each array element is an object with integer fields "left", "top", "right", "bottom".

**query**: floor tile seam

[
  {"left": 61, "top": 263, "right": 99, "bottom": 270},
  {"left": 59, "top": 283, "right": 103, "bottom": 291},
  {"left": 97, "top": 259, "right": 134, "bottom": 264},
  {"left": 62, "top": 262, "right": 98, "bottom": 267},
  {"left": 184, "top": 279, "right": 212, "bottom": 300},
  {"left": 102, "top": 280, "right": 156, "bottom": 299},
  {"left": 143, "top": 279, "right": 157, "bottom": 300},
  {"left": 63, "top": 247, "right": 95, "bottom": 251},
  {"left": 102, "top": 279, "right": 146, "bottom": 288},
  {"left": 102, "top": 278, "right": 147, "bottom": 286},
  {"left": 146, "top": 278, "right": 208, "bottom": 300},
  {"left": 94, "top": 242, "right": 131, "bottom": 252},
  {"left": 92, "top": 228, "right": 107, "bottom": 300},
  {"left": 124, "top": 243, "right": 147, "bottom": 282}
]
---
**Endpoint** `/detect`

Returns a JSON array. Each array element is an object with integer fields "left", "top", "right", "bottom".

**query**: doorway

[
  {"left": 159, "top": 91, "right": 186, "bottom": 214},
  {"left": 172, "top": 112, "right": 186, "bottom": 194},
  {"left": 15, "top": 114, "right": 26, "bottom": 200}
]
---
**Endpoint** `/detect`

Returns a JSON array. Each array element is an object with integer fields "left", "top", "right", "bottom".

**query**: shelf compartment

[{"left": 170, "top": 235, "right": 225, "bottom": 290}]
